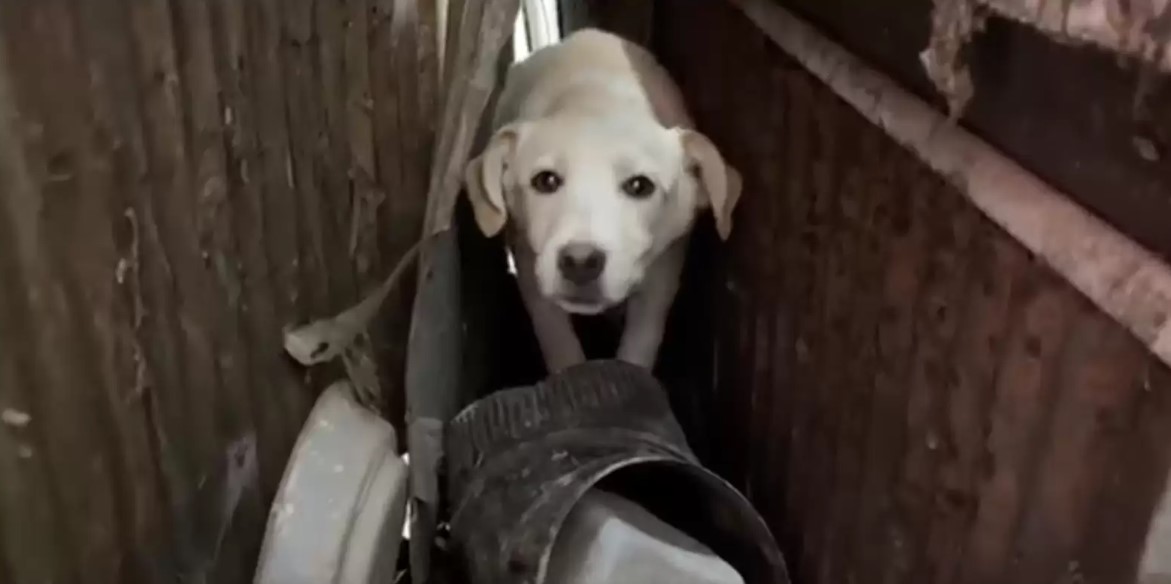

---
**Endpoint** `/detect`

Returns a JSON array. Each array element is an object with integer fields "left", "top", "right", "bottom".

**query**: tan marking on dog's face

[{"left": 502, "top": 114, "right": 704, "bottom": 314}]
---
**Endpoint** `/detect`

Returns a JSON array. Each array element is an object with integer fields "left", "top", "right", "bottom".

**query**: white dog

[{"left": 464, "top": 28, "right": 742, "bottom": 372}]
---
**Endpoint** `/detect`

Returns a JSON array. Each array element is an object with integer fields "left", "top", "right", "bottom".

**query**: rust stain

[{"left": 957, "top": 275, "right": 1081, "bottom": 584}]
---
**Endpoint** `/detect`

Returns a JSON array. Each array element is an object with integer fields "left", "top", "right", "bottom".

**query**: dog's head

[{"left": 464, "top": 113, "right": 741, "bottom": 315}]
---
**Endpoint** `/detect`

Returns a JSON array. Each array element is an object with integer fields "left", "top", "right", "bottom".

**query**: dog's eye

[
  {"left": 530, "top": 170, "right": 562, "bottom": 194},
  {"left": 621, "top": 175, "right": 656, "bottom": 199}
]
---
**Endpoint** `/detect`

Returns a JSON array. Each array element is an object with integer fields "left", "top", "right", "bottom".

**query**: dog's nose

[{"left": 557, "top": 243, "right": 606, "bottom": 285}]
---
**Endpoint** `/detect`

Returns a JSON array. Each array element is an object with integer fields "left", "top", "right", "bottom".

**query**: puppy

[{"left": 464, "top": 28, "right": 742, "bottom": 372}]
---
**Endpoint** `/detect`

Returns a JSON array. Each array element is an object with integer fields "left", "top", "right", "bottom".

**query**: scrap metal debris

[
  {"left": 922, "top": 0, "right": 1171, "bottom": 120},
  {"left": 921, "top": 0, "right": 989, "bottom": 119}
]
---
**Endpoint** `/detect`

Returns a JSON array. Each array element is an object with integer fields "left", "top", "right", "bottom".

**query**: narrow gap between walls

[{"left": 504, "top": 0, "right": 562, "bottom": 275}]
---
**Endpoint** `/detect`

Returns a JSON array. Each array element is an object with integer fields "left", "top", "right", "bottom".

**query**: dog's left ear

[
  {"left": 464, "top": 124, "right": 522, "bottom": 237},
  {"left": 676, "top": 129, "right": 742, "bottom": 240}
]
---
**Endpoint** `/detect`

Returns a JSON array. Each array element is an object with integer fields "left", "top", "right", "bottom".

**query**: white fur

[{"left": 465, "top": 29, "right": 742, "bottom": 371}]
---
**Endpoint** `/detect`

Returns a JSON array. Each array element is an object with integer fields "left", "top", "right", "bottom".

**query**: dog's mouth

[{"left": 554, "top": 290, "right": 611, "bottom": 315}]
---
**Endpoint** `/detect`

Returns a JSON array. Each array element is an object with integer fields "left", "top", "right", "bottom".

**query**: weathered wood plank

[
  {"left": 316, "top": 0, "right": 359, "bottom": 305},
  {"left": 0, "top": 1, "right": 150, "bottom": 579},
  {"left": 344, "top": 0, "right": 382, "bottom": 283},
  {"left": 247, "top": 0, "right": 315, "bottom": 431},
  {"left": 369, "top": 0, "right": 407, "bottom": 266},
  {"left": 282, "top": 0, "right": 333, "bottom": 318},
  {"left": 125, "top": 0, "right": 226, "bottom": 501},
  {"left": 209, "top": 0, "right": 295, "bottom": 499},
  {"left": 170, "top": 0, "right": 270, "bottom": 578},
  {"left": 0, "top": 27, "right": 79, "bottom": 583}
]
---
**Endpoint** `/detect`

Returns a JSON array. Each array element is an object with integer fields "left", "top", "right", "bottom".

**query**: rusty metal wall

[
  {"left": 0, "top": 0, "right": 438, "bottom": 582},
  {"left": 652, "top": 2, "right": 1171, "bottom": 583},
  {"left": 771, "top": 0, "right": 1171, "bottom": 265}
]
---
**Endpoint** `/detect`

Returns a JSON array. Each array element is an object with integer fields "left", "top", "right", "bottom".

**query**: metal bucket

[{"left": 445, "top": 360, "right": 790, "bottom": 583}]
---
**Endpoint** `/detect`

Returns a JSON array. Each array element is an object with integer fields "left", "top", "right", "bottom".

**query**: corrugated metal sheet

[
  {"left": 653, "top": 2, "right": 1171, "bottom": 583},
  {"left": 0, "top": 0, "right": 438, "bottom": 581}
]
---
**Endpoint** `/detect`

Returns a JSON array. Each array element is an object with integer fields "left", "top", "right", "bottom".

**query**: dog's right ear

[
  {"left": 464, "top": 124, "right": 522, "bottom": 237},
  {"left": 674, "top": 128, "right": 742, "bottom": 241}
]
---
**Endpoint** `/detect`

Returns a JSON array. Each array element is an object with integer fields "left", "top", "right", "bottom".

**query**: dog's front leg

[
  {"left": 617, "top": 238, "right": 687, "bottom": 369},
  {"left": 512, "top": 243, "right": 586, "bottom": 372}
]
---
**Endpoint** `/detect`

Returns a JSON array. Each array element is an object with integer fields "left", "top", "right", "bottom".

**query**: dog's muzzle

[{"left": 553, "top": 242, "right": 611, "bottom": 314}]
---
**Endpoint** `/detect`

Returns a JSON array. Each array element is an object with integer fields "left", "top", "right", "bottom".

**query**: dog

[{"left": 464, "top": 28, "right": 742, "bottom": 372}]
